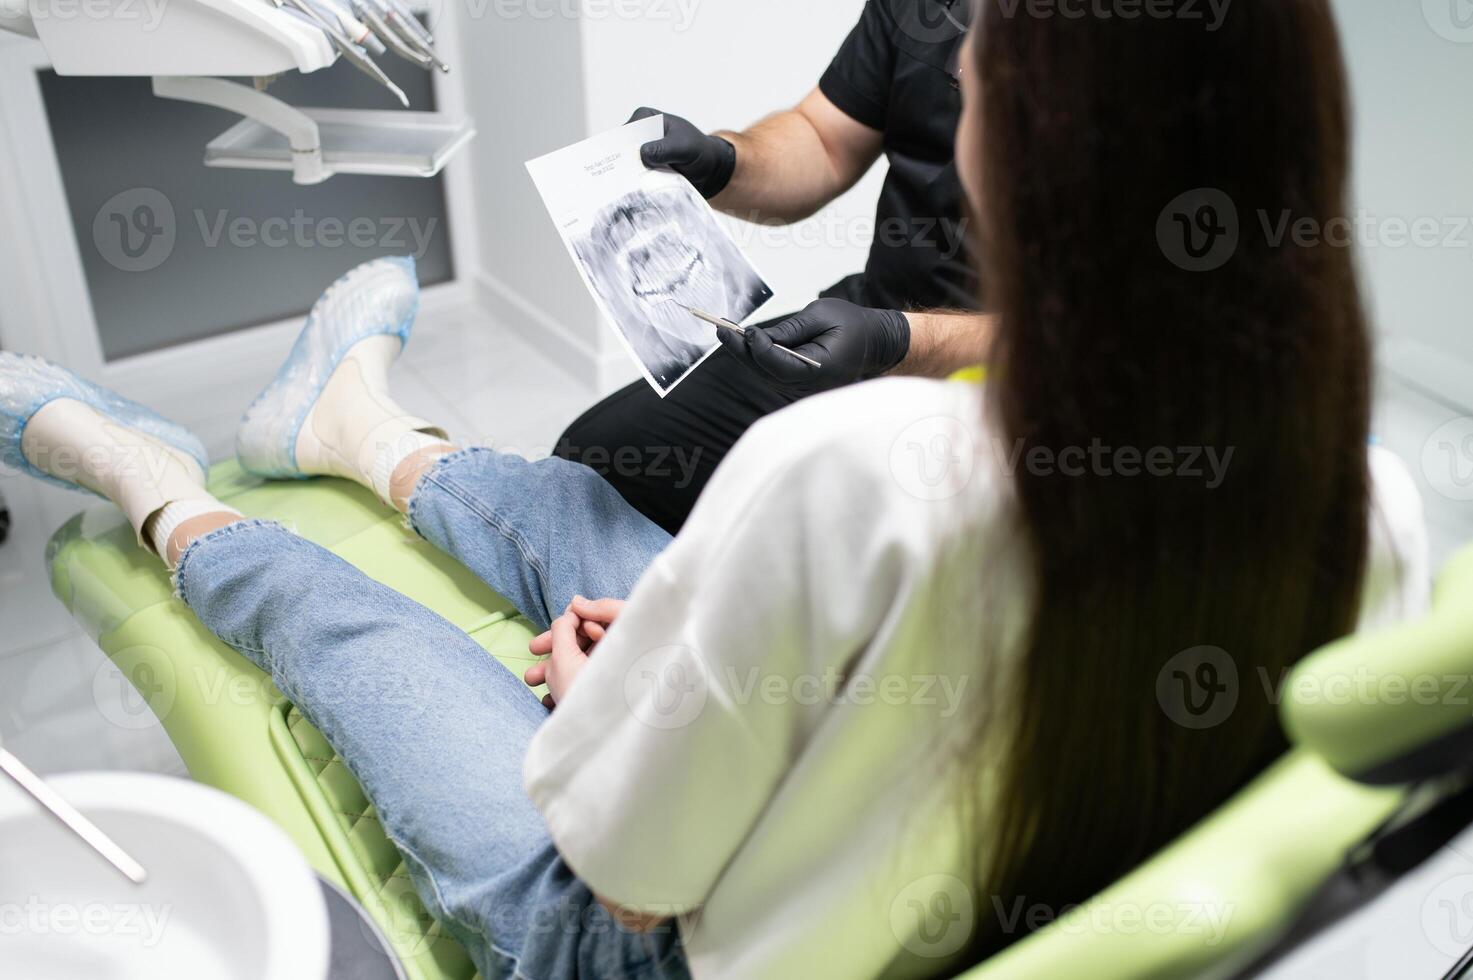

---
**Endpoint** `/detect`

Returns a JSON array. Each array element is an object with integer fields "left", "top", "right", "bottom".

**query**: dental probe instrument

[
  {"left": 0, "top": 747, "right": 148, "bottom": 885},
  {"left": 683, "top": 306, "right": 823, "bottom": 369}
]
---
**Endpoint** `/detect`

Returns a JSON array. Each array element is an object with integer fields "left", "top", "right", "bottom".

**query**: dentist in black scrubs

[{"left": 556, "top": 0, "right": 993, "bottom": 532}]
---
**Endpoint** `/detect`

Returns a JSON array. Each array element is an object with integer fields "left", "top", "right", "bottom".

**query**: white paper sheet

[{"left": 526, "top": 116, "right": 773, "bottom": 396}]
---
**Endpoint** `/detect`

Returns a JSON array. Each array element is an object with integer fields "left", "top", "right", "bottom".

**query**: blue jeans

[{"left": 175, "top": 448, "right": 685, "bottom": 980}]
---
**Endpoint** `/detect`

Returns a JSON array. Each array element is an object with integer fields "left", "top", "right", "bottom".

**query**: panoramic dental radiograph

[{"left": 572, "top": 184, "right": 771, "bottom": 393}]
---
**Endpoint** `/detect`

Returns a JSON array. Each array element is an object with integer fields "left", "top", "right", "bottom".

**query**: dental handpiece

[
  {"left": 353, "top": 0, "right": 437, "bottom": 71},
  {"left": 283, "top": 0, "right": 409, "bottom": 106},
  {"left": 359, "top": 0, "right": 448, "bottom": 72},
  {"left": 384, "top": 7, "right": 448, "bottom": 72},
  {"left": 313, "top": 0, "right": 387, "bottom": 54},
  {"left": 382, "top": 0, "right": 436, "bottom": 45}
]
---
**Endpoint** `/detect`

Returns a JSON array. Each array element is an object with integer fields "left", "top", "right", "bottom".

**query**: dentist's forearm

[
  {"left": 893, "top": 311, "right": 997, "bottom": 379},
  {"left": 710, "top": 89, "right": 883, "bottom": 224}
]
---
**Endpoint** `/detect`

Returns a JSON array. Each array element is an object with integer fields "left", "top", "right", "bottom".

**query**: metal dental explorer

[{"left": 682, "top": 306, "right": 823, "bottom": 368}]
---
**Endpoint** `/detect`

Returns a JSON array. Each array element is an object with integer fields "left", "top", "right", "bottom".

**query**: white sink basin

[{"left": 0, "top": 772, "right": 329, "bottom": 980}]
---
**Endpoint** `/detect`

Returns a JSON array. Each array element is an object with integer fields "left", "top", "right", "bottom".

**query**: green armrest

[
  {"left": 959, "top": 751, "right": 1402, "bottom": 979},
  {"left": 46, "top": 461, "right": 538, "bottom": 980},
  {"left": 1283, "top": 546, "right": 1473, "bottom": 784}
]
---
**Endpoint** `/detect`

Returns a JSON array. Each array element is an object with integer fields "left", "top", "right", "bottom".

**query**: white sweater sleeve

[{"left": 522, "top": 383, "right": 947, "bottom": 915}]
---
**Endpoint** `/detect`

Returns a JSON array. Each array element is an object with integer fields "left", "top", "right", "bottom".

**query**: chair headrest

[{"left": 1282, "top": 544, "right": 1473, "bottom": 785}]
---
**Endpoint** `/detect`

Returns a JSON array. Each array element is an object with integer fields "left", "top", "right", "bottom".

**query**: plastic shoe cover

[
  {"left": 0, "top": 352, "right": 208, "bottom": 495},
  {"left": 236, "top": 255, "right": 420, "bottom": 479}
]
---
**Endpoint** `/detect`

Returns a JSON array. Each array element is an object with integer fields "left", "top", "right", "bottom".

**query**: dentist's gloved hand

[
  {"left": 718, "top": 298, "right": 911, "bottom": 395},
  {"left": 629, "top": 106, "right": 736, "bottom": 199}
]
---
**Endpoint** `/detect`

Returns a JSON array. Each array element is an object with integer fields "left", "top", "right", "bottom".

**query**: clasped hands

[{"left": 524, "top": 596, "right": 624, "bottom": 708}]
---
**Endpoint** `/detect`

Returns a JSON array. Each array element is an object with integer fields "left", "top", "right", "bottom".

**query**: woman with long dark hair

[{"left": 0, "top": 0, "right": 1429, "bottom": 976}]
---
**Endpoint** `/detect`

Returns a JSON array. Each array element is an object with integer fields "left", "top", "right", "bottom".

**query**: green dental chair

[{"left": 46, "top": 463, "right": 1473, "bottom": 979}]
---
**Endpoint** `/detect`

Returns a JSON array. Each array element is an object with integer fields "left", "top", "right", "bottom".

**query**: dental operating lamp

[{"left": 0, "top": 0, "right": 474, "bottom": 184}]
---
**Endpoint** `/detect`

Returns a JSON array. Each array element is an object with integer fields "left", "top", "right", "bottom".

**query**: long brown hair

[{"left": 966, "top": 0, "right": 1371, "bottom": 953}]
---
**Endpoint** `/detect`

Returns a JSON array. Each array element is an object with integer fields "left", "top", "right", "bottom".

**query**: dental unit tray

[
  {"left": 203, "top": 106, "right": 474, "bottom": 180},
  {"left": 11, "top": 0, "right": 474, "bottom": 184}
]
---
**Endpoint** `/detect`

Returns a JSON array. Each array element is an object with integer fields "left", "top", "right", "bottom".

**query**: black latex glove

[
  {"left": 717, "top": 298, "right": 911, "bottom": 395},
  {"left": 629, "top": 106, "right": 737, "bottom": 199}
]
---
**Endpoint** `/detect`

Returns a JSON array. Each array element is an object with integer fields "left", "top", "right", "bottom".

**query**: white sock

[
  {"left": 293, "top": 335, "right": 451, "bottom": 507},
  {"left": 21, "top": 399, "right": 225, "bottom": 553},
  {"left": 147, "top": 499, "right": 244, "bottom": 563}
]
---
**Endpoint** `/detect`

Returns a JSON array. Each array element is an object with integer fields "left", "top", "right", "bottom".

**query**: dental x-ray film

[{"left": 527, "top": 116, "right": 773, "bottom": 396}]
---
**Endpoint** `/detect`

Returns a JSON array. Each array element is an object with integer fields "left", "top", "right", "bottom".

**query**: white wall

[{"left": 1332, "top": 0, "right": 1473, "bottom": 406}]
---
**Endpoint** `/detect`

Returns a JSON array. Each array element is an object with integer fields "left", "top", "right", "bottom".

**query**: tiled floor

[{"left": 1, "top": 319, "right": 1470, "bottom": 778}]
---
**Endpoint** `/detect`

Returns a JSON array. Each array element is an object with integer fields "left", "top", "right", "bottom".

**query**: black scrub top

[{"left": 817, "top": 0, "right": 978, "bottom": 312}]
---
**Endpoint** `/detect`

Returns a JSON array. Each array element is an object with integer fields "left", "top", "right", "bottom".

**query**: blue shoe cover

[
  {"left": 0, "top": 352, "right": 208, "bottom": 496},
  {"left": 236, "top": 256, "right": 420, "bottom": 479}
]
